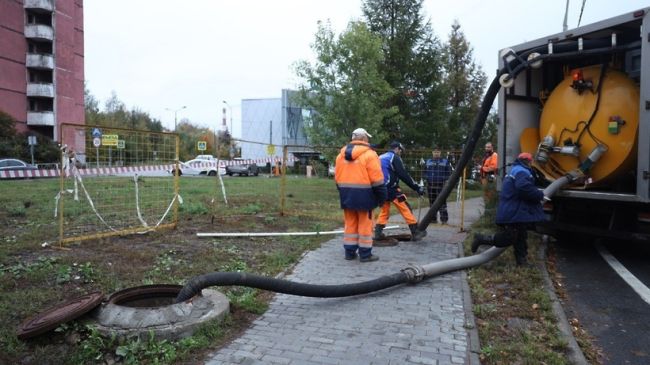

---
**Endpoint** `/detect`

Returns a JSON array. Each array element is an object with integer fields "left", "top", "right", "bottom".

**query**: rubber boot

[
  {"left": 409, "top": 224, "right": 426, "bottom": 241},
  {"left": 373, "top": 224, "right": 386, "bottom": 240},
  {"left": 471, "top": 233, "right": 493, "bottom": 253}
]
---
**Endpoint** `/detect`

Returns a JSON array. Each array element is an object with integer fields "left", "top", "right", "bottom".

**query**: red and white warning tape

[{"left": 0, "top": 156, "right": 295, "bottom": 179}]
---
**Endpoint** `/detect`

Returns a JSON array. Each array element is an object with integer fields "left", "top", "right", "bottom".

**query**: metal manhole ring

[
  {"left": 390, "top": 234, "right": 414, "bottom": 241},
  {"left": 373, "top": 238, "right": 399, "bottom": 247},
  {"left": 107, "top": 284, "right": 196, "bottom": 305},
  {"left": 17, "top": 291, "right": 104, "bottom": 340}
]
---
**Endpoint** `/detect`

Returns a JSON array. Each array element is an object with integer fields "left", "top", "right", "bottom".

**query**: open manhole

[{"left": 92, "top": 284, "right": 229, "bottom": 340}]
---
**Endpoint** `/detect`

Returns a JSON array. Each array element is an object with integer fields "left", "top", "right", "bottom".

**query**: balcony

[
  {"left": 27, "top": 83, "right": 55, "bottom": 98},
  {"left": 27, "top": 111, "right": 55, "bottom": 126},
  {"left": 24, "top": 0, "right": 54, "bottom": 12},
  {"left": 24, "top": 24, "right": 54, "bottom": 41},
  {"left": 26, "top": 53, "right": 54, "bottom": 70}
]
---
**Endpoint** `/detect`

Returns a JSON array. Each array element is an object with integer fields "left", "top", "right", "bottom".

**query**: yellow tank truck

[{"left": 496, "top": 7, "right": 650, "bottom": 241}]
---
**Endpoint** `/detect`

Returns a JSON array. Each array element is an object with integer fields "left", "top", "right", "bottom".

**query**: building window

[
  {"left": 26, "top": 10, "right": 52, "bottom": 26},
  {"left": 29, "top": 69, "right": 53, "bottom": 83},
  {"left": 29, "top": 97, "right": 54, "bottom": 112},
  {"left": 28, "top": 40, "right": 53, "bottom": 55}
]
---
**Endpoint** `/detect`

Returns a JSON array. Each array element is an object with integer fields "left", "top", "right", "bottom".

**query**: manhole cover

[{"left": 17, "top": 291, "right": 104, "bottom": 340}]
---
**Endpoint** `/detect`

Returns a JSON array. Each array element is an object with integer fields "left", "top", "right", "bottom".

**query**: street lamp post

[
  {"left": 165, "top": 106, "right": 187, "bottom": 132},
  {"left": 222, "top": 100, "right": 233, "bottom": 134}
]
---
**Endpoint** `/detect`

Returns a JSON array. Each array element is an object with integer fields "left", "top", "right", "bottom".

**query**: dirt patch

[{"left": 1, "top": 208, "right": 337, "bottom": 364}]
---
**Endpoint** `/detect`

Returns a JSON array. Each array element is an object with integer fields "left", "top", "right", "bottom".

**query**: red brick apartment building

[{"left": 0, "top": 0, "right": 84, "bottom": 141}]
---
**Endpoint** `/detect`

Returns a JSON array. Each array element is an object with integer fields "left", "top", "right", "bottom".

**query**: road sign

[
  {"left": 102, "top": 134, "right": 119, "bottom": 147},
  {"left": 93, "top": 137, "right": 101, "bottom": 148},
  {"left": 197, "top": 141, "right": 207, "bottom": 151},
  {"left": 28, "top": 135, "right": 37, "bottom": 146},
  {"left": 92, "top": 128, "right": 102, "bottom": 138},
  {"left": 117, "top": 140, "right": 125, "bottom": 149},
  {"left": 266, "top": 144, "right": 275, "bottom": 156}
]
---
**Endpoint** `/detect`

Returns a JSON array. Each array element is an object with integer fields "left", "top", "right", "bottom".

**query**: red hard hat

[{"left": 518, "top": 152, "right": 533, "bottom": 162}]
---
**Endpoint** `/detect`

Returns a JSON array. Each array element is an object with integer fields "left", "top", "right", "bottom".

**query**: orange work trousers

[
  {"left": 376, "top": 196, "right": 416, "bottom": 226},
  {"left": 343, "top": 209, "right": 374, "bottom": 257}
]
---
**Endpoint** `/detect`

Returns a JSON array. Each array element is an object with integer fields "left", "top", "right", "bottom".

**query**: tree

[
  {"left": 441, "top": 21, "right": 487, "bottom": 149},
  {"left": 293, "top": 21, "right": 398, "bottom": 149},
  {"left": 0, "top": 110, "right": 19, "bottom": 157},
  {"left": 362, "top": 0, "right": 446, "bottom": 147},
  {"left": 84, "top": 83, "right": 101, "bottom": 127},
  {"left": 0, "top": 110, "right": 59, "bottom": 163},
  {"left": 84, "top": 89, "right": 164, "bottom": 132}
]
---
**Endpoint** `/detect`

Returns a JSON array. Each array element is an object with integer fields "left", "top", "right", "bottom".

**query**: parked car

[
  {"left": 169, "top": 160, "right": 224, "bottom": 177},
  {"left": 194, "top": 155, "right": 217, "bottom": 162},
  {"left": 185, "top": 159, "right": 225, "bottom": 176},
  {"left": 226, "top": 163, "right": 259, "bottom": 176},
  {"left": 0, "top": 158, "right": 38, "bottom": 171}
]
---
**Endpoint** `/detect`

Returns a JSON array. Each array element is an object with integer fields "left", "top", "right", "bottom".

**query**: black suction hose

[
  {"left": 176, "top": 39, "right": 640, "bottom": 304},
  {"left": 177, "top": 271, "right": 410, "bottom": 302},
  {"left": 418, "top": 73, "right": 504, "bottom": 230},
  {"left": 175, "top": 246, "right": 506, "bottom": 303},
  {"left": 176, "top": 72, "right": 510, "bottom": 304}
]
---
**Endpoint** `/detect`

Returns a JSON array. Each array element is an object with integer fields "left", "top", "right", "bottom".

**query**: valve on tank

[
  {"left": 536, "top": 135, "right": 555, "bottom": 164},
  {"left": 570, "top": 69, "right": 593, "bottom": 94},
  {"left": 536, "top": 135, "right": 581, "bottom": 164},
  {"left": 578, "top": 144, "right": 608, "bottom": 173}
]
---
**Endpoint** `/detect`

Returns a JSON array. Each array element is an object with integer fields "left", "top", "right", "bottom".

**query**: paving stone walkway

[{"left": 206, "top": 198, "right": 485, "bottom": 365}]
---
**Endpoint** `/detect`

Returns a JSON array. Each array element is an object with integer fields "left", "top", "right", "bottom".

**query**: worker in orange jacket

[
  {"left": 480, "top": 142, "right": 498, "bottom": 185},
  {"left": 335, "top": 128, "right": 387, "bottom": 262}
]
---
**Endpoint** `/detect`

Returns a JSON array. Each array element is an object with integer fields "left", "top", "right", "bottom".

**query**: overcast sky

[{"left": 84, "top": 0, "right": 649, "bottom": 136}]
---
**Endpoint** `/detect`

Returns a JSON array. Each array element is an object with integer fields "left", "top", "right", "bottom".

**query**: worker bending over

[{"left": 374, "top": 141, "right": 427, "bottom": 241}]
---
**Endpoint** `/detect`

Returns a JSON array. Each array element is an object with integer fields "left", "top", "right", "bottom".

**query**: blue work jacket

[
  {"left": 425, "top": 158, "right": 452, "bottom": 184},
  {"left": 379, "top": 151, "right": 420, "bottom": 201},
  {"left": 495, "top": 160, "right": 545, "bottom": 224}
]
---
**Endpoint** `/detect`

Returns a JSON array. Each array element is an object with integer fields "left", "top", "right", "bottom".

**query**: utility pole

[
  {"left": 222, "top": 100, "right": 233, "bottom": 134},
  {"left": 563, "top": 0, "right": 569, "bottom": 31},
  {"left": 165, "top": 106, "right": 187, "bottom": 132}
]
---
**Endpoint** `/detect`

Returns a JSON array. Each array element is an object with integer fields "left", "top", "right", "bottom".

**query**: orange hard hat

[{"left": 518, "top": 152, "right": 533, "bottom": 162}]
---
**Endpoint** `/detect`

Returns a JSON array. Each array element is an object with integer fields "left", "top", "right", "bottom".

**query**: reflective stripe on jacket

[
  {"left": 335, "top": 141, "right": 387, "bottom": 210},
  {"left": 425, "top": 158, "right": 452, "bottom": 184},
  {"left": 379, "top": 151, "right": 420, "bottom": 201},
  {"left": 495, "top": 161, "right": 545, "bottom": 224}
]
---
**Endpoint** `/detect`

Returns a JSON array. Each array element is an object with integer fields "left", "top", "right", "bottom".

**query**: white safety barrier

[{"left": 0, "top": 156, "right": 297, "bottom": 179}]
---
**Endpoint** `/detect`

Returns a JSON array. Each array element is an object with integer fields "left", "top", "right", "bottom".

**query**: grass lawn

[
  {"left": 0, "top": 176, "right": 582, "bottom": 364},
  {"left": 464, "top": 194, "right": 599, "bottom": 364},
  {"left": 0, "top": 175, "right": 343, "bottom": 364}
]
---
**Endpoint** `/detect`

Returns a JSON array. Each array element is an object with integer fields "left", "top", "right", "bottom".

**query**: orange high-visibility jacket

[
  {"left": 481, "top": 152, "right": 498, "bottom": 176},
  {"left": 335, "top": 141, "right": 387, "bottom": 210}
]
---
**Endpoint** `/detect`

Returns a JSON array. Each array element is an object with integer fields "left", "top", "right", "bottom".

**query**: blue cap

[{"left": 389, "top": 141, "right": 404, "bottom": 151}]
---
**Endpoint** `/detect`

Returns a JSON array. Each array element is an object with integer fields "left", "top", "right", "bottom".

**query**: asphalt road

[{"left": 552, "top": 239, "right": 650, "bottom": 365}]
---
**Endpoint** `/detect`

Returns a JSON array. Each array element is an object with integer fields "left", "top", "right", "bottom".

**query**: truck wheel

[{"left": 208, "top": 171, "right": 216, "bottom": 176}]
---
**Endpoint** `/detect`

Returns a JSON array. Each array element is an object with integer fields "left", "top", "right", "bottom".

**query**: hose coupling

[{"left": 401, "top": 264, "right": 426, "bottom": 283}]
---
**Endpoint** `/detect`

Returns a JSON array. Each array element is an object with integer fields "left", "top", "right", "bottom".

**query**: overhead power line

[{"left": 577, "top": 0, "right": 587, "bottom": 27}]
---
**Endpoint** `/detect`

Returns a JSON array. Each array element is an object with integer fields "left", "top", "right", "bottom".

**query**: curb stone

[
  {"left": 459, "top": 241, "right": 482, "bottom": 365},
  {"left": 537, "top": 236, "right": 588, "bottom": 365}
]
